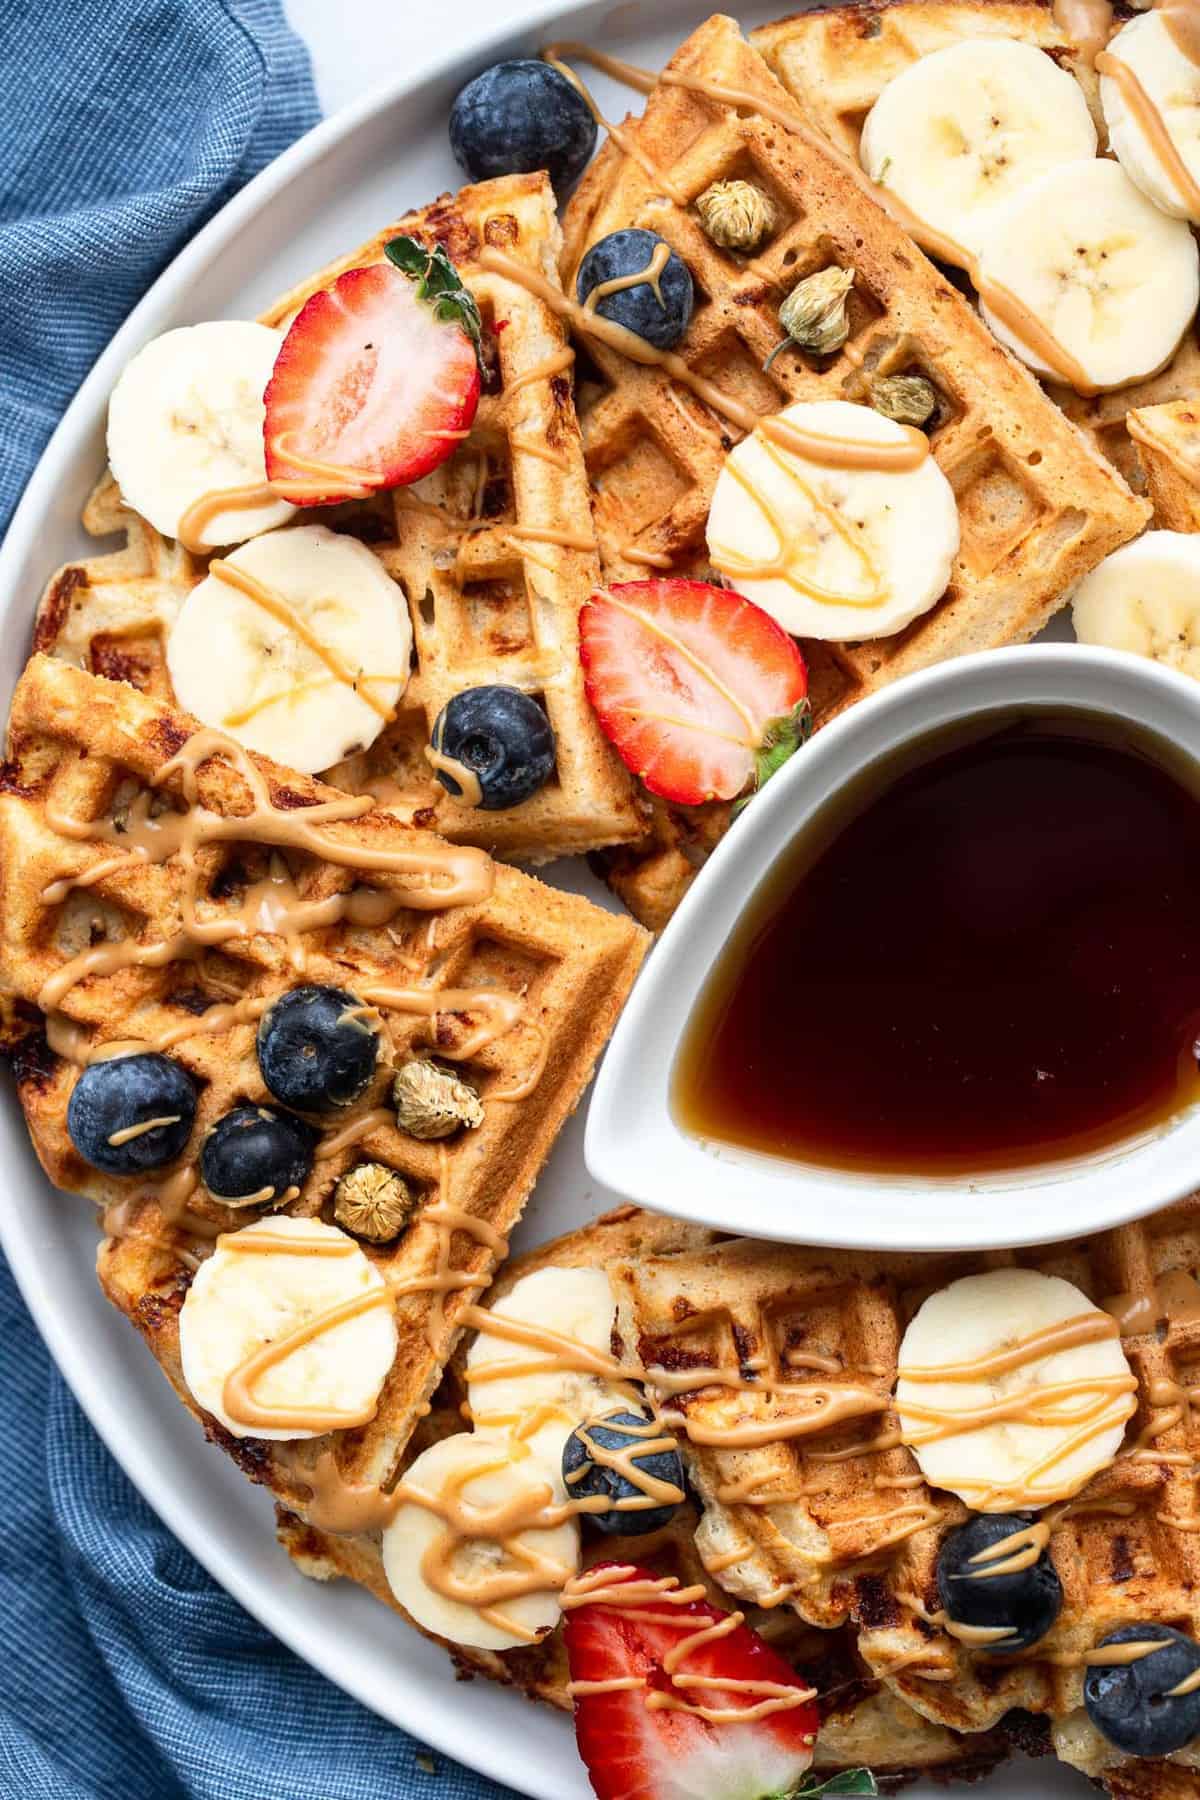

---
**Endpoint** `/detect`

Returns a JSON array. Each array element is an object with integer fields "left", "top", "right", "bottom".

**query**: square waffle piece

[
  {"left": 278, "top": 1205, "right": 1010, "bottom": 1791},
  {"left": 0, "top": 653, "right": 647, "bottom": 1517},
  {"left": 751, "top": 0, "right": 1200, "bottom": 504},
  {"left": 614, "top": 1203, "right": 1200, "bottom": 1792},
  {"left": 556, "top": 14, "right": 1148, "bottom": 928},
  {"left": 33, "top": 171, "right": 643, "bottom": 864}
]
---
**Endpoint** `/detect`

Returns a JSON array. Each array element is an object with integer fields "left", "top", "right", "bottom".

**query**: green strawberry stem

[
  {"left": 732, "top": 697, "right": 812, "bottom": 818},
  {"left": 384, "top": 234, "right": 484, "bottom": 363},
  {"left": 792, "top": 1772, "right": 878, "bottom": 1798}
]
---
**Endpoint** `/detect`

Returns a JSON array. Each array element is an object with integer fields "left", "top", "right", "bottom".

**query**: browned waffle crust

[
  {"left": 0, "top": 653, "right": 647, "bottom": 1511},
  {"left": 278, "top": 1205, "right": 1009, "bottom": 1786},
  {"left": 615, "top": 1201, "right": 1200, "bottom": 1791},
  {"left": 555, "top": 13, "right": 1148, "bottom": 929},
  {"left": 1125, "top": 401, "right": 1200, "bottom": 532},
  {"left": 750, "top": 0, "right": 1200, "bottom": 504},
  {"left": 34, "top": 172, "right": 643, "bottom": 864}
]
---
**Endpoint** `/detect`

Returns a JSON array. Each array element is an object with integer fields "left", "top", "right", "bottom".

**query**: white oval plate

[{"left": 0, "top": 1, "right": 1092, "bottom": 1792}]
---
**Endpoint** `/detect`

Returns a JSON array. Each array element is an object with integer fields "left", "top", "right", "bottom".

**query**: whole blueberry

[
  {"left": 431, "top": 685, "right": 555, "bottom": 811},
  {"left": 562, "top": 1407, "right": 686, "bottom": 1535},
  {"left": 1085, "top": 1624, "right": 1200, "bottom": 1758},
  {"left": 67, "top": 1053, "right": 196, "bottom": 1175},
  {"left": 256, "top": 986, "right": 378, "bottom": 1114},
  {"left": 936, "top": 1513, "right": 1062, "bottom": 1654},
  {"left": 575, "top": 230, "right": 693, "bottom": 350},
  {"left": 200, "top": 1105, "right": 317, "bottom": 1204},
  {"left": 449, "top": 60, "right": 597, "bottom": 197}
]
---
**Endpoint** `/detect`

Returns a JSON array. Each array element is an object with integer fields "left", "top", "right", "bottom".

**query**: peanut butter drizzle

[
  {"left": 476, "top": 247, "right": 931, "bottom": 470},
  {"left": 1096, "top": 50, "right": 1200, "bottom": 217},
  {"left": 358, "top": 982, "right": 525, "bottom": 1065},
  {"left": 313, "top": 1108, "right": 394, "bottom": 1160},
  {"left": 1161, "top": 0, "right": 1200, "bottom": 63},
  {"left": 509, "top": 433, "right": 570, "bottom": 472},
  {"left": 283, "top": 1445, "right": 401, "bottom": 1534},
  {"left": 582, "top": 240, "right": 672, "bottom": 316},
  {"left": 424, "top": 746, "right": 483, "bottom": 809},
  {"left": 539, "top": 44, "right": 1098, "bottom": 395},
  {"left": 711, "top": 432, "right": 889, "bottom": 609},
  {"left": 903, "top": 1311, "right": 1122, "bottom": 1381},
  {"left": 209, "top": 559, "right": 396, "bottom": 723},
  {"left": 265, "top": 433, "right": 387, "bottom": 504},
  {"left": 1104, "top": 1267, "right": 1200, "bottom": 1333},
  {"left": 618, "top": 544, "right": 674, "bottom": 570},
  {"left": 176, "top": 483, "right": 282, "bottom": 554},
  {"left": 1054, "top": 0, "right": 1114, "bottom": 63},
  {"left": 104, "top": 1114, "right": 179, "bottom": 1146},
  {"left": 541, "top": 52, "right": 689, "bottom": 205},
  {"left": 564, "top": 1413, "right": 685, "bottom": 1515},
  {"left": 702, "top": 1543, "right": 754, "bottom": 1574},
  {"left": 661, "top": 1383, "right": 888, "bottom": 1449},
  {"left": 503, "top": 345, "right": 576, "bottom": 400}
]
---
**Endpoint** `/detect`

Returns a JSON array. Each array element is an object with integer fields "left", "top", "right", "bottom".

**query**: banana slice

[
  {"left": 974, "top": 158, "right": 1199, "bottom": 393},
  {"left": 1072, "top": 529, "right": 1200, "bottom": 675},
  {"left": 859, "top": 39, "right": 1097, "bottom": 258},
  {"left": 896, "top": 1269, "right": 1135, "bottom": 1511},
  {"left": 705, "top": 399, "right": 959, "bottom": 641},
  {"left": 382, "top": 1433, "right": 579, "bottom": 1650},
  {"left": 166, "top": 523, "right": 413, "bottom": 774},
  {"left": 1101, "top": 11, "right": 1200, "bottom": 224},
  {"left": 107, "top": 322, "right": 295, "bottom": 548},
  {"left": 465, "top": 1267, "right": 634, "bottom": 1466},
  {"left": 178, "top": 1215, "right": 397, "bottom": 1441}
]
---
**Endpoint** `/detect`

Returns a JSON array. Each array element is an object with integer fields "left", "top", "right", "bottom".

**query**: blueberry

[
  {"left": 256, "top": 986, "right": 378, "bottom": 1114},
  {"left": 562, "top": 1407, "right": 686, "bottom": 1535},
  {"left": 200, "top": 1105, "right": 317, "bottom": 1204},
  {"left": 449, "top": 60, "right": 597, "bottom": 197},
  {"left": 1085, "top": 1624, "right": 1200, "bottom": 1758},
  {"left": 67, "top": 1053, "right": 196, "bottom": 1175},
  {"left": 431, "top": 686, "right": 555, "bottom": 811},
  {"left": 936, "top": 1513, "right": 1062, "bottom": 1653},
  {"left": 575, "top": 230, "right": 693, "bottom": 350}
]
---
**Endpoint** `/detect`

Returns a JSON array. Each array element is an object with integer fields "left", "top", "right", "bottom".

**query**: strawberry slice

[
  {"left": 264, "top": 235, "right": 482, "bottom": 505},
  {"left": 564, "top": 1564, "right": 864, "bottom": 1800},
  {"left": 579, "top": 580, "right": 810, "bottom": 807}
]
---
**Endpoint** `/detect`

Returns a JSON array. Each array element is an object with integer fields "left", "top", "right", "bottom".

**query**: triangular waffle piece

[
  {"left": 557, "top": 13, "right": 1148, "bottom": 927},
  {"left": 34, "top": 173, "right": 642, "bottom": 864},
  {"left": 0, "top": 654, "right": 647, "bottom": 1514},
  {"left": 752, "top": 1, "right": 1200, "bottom": 505},
  {"left": 278, "top": 1205, "right": 1010, "bottom": 1788},
  {"left": 614, "top": 1203, "right": 1200, "bottom": 1791}
]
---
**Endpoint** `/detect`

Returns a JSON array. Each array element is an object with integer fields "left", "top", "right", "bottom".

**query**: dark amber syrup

[{"left": 673, "top": 710, "right": 1200, "bottom": 1175}]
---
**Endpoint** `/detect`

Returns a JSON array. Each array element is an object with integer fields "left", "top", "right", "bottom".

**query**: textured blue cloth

[{"left": 0, "top": 6, "right": 513, "bottom": 1796}]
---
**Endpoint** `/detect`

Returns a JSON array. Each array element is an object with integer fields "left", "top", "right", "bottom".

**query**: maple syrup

[{"left": 673, "top": 710, "right": 1200, "bottom": 1175}]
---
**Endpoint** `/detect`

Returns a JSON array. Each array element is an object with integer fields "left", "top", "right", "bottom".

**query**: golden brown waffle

[
  {"left": 751, "top": 0, "right": 1200, "bottom": 508},
  {"left": 34, "top": 173, "right": 642, "bottom": 864},
  {"left": 278, "top": 1206, "right": 1008, "bottom": 1788},
  {"left": 557, "top": 14, "right": 1148, "bottom": 928},
  {"left": 0, "top": 653, "right": 647, "bottom": 1514},
  {"left": 1124, "top": 400, "right": 1200, "bottom": 532},
  {"left": 615, "top": 1202, "right": 1200, "bottom": 1790}
]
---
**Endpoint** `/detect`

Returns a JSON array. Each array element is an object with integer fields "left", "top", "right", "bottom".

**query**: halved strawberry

[
  {"left": 264, "top": 236, "right": 482, "bottom": 505},
  {"left": 564, "top": 1564, "right": 866, "bottom": 1800},
  {"left": 579, "top": 580, "right": 809, "bottom": 807}
]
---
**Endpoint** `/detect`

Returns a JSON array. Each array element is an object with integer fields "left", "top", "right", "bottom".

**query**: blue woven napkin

[{"left": 0, "top": 5, "right": 516, "bottom": 1795}]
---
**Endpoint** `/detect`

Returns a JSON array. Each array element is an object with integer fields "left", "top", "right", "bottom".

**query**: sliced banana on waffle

[
  {"left": 705, "top": 400, "right": 959, "bottom": 641},
  {"left": 1072, "top": 529, "right": 1200, "bottom": 675},
  {"left": 974, "top": 158, "right": 1199, "bottom": 393},
  {"left": 859, "top": 39, "right": 1097, "bottom": 258},
  {"left": 107, "top": 322, "right": 295, "bottom": 549},
  {"left": 465, "top": 1266, "right": 634, "bottom": 1465},
  {"left": 382, "top": 1433, "right": 579, "bottom": 1649},
  {"left": 166, "top": 523, "right": 413, "bottom": 774},
  {"left": 896, "top": 1268, "right": 1135, "bottom": 1511},
  {"left": 178, "top": 1215, "right": 397, "bottom": 1441},
  {"left": 1101, "top": 10, "right": 1200, "bottom": 224}
]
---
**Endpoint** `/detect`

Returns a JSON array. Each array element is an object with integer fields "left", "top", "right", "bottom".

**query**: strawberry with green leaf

[
  {"left": 264, "top": 234, "right": 482, "bottom": 504},
  {"left": 579, "top": 579, "right": 810, "bottom": 808}
]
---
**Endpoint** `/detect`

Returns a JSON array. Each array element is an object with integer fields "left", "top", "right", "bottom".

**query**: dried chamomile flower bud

[
  {"left": 334, "top": 1161, "right": 414, "bottom": 1243},
  {"left": 393, "top": 1058, "right": 484, "bottom": 1140},
  {"left": 868, "top": 371, "right": 938, "bottom": 429},
  {"left": 696, "top": 180, "right": 777, "bottom": 253},
  {"left": 764, "top": 265, "right": 855, "bottom": 370}
]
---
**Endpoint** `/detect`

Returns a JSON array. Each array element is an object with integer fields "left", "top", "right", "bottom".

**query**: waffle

[
  {"left": 0, "top": 653, "right": 647, "bottom": 1514},
  {"left": 614, "top": 1201, "right": 1200, "bottom": 1791},
  {"left": 556, "top": 13, "right": 1148, "bottom": 928},
  {"left": 278, "top": 1205, "right": 1009, "bottom": 1789},
  {"left": 33, "top": 172, "right": 643, "bottom": 865},
  {"left": 751, "top": 0, "right": 1200, "bottom": 506},
  {"left": 1124, "top": 400, "right": 1200, "bottom": 532}
]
